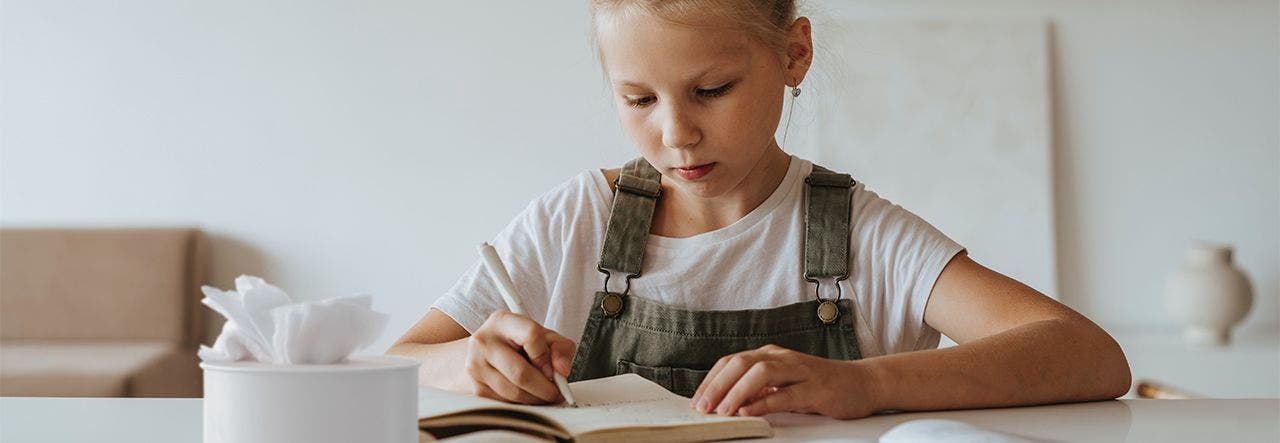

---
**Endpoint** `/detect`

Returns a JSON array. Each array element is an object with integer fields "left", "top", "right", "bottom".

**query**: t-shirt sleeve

[
  {"left": 851, "top": 184, "right": 965, "bottom": 355},
  {"left": 430, "top": 197, "right": 564, "bottom": 334}
]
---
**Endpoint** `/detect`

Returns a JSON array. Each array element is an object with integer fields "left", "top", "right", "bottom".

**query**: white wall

[
  {"left": 820, "top": 0, "right": 1278, "bottom": 336},
  {"left": 2, "top": 0, "right": 1276, "bottom": 355}
]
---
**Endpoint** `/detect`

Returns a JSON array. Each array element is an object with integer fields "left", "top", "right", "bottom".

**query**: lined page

[
  {"left": 418, "top": 373, "right": 767, "bottom": 437},
  {"left": 521, "top": 374, "right": 765, "bottom": 435}
]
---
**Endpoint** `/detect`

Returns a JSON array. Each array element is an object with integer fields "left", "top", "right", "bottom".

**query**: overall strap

[
  {"left": 804, "top": 165, "right": 856, "bottom": 282},
  {"left": 597, "top": 157, "right": 662, "bottom": 279}
]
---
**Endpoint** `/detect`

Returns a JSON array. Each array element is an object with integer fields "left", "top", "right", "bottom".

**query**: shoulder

[
  {"left": 526, "top": 169, "right": 615, "bottom": 210},
  {"left": 601, "top": 168, "right": 619, "bottom": 193},
  {"left": 508, "top": 168, "right": 616, "bottom": 236},
  {"left": 846, "top": 180, "right": 962, "bottom": 265},
  {"left": 849, "top": 182, "right": 919, "bottom": 240}
]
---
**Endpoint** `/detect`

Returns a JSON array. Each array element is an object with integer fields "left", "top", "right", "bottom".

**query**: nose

[{"left": 659, "top": 102, "right": 701, "bottom": 150}]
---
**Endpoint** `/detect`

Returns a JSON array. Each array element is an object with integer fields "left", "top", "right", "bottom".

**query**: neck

[{"left": 652, "top": 141, "right": 791, "bottom": 238}]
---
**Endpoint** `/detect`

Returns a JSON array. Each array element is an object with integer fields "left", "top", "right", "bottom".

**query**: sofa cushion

[
  {"left": 0, "top": 228, "right": 206, "bottom": 344},
  {"left": 0, "top": 340, "right": 172, "bottom": 397}
]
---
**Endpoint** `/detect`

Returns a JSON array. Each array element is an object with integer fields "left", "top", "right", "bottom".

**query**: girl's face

[{"left": 597, "top": 14, "right": 805, "bottom": 199}]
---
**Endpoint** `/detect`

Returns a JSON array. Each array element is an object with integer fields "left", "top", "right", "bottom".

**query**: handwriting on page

[
  {"left": 543, "top": 397, "right": 732, "bottom": 430},
  {"left": 521, "top": 373, "right": 750, "bottom": 433},
  {"left": 562, "top": 397, "right": 666, "bottom": 408}
]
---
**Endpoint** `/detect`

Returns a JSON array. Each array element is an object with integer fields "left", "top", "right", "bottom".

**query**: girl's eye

[
  {"left": 623, "top": 82, "right": 734, "bottom": 109},
  {"left": 626, "top": 96, "right": 655, "bottom": 108},
  {"left": 697, "top": 82, "right": 734, "bottom": 98}
]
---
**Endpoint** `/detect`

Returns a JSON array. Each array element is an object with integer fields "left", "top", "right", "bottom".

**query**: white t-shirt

[{"left": 432, "top": 156, "right": 964, "bottom": 358}]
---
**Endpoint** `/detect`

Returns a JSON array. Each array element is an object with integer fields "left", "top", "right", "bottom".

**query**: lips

[{"left": 673, "top": 163, "right": 715, "bottom": 181}]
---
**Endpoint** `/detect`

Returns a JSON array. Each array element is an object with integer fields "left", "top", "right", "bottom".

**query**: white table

[{"left": 1, "top": 397, "right": 1276, "bottom": 442}]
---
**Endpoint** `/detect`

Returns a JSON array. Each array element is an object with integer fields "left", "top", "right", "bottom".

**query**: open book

[{"left": 417, "top": 373, "right": 773, "bottom": 442}]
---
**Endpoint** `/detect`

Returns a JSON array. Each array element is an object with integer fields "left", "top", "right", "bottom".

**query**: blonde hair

[{"left": 588, "top": 0, "right": 798, "bottom": 56}]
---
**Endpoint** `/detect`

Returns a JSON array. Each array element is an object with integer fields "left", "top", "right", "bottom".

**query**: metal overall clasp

[
  {"left": 805, "top": 273, "right": 847, "bottom": 325},
  {"left": 597, "top": 266, "right": 637, "bottom": 317}
]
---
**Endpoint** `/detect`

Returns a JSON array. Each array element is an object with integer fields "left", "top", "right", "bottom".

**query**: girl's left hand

[{"left": 689, "top": 344, "right": 879, "bottom": 419}]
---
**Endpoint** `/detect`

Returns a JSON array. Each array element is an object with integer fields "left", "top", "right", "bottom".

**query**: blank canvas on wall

[{"left": 784, "top": 18, "right": 1057, "bottom": 297}]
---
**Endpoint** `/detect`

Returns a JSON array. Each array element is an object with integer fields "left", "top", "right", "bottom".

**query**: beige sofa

[{"left": 0, "top": 228, "right": 210, "bottom": 397}]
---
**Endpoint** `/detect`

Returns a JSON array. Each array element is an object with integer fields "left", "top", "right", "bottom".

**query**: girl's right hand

[{"left": 464, "top": 310, "right": 577, "bottom": 404}]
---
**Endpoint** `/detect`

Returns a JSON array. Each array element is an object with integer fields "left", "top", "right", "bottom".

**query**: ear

[{"left": 783, "top": 17, "right": 814, "bottom": 87}]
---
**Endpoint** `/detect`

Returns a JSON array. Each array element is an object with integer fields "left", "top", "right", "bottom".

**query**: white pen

[{"left": 478, "top": 242, "right": 577, "bottom": 406}]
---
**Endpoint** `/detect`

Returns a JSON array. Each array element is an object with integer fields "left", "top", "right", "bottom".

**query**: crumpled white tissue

[{"left": 199, "top": 275, "right": 389, "bottom": 365}]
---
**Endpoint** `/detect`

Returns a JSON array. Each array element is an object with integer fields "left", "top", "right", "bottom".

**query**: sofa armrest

[{"left": 128, "top": 348, "right": 202, "bottom": 398}]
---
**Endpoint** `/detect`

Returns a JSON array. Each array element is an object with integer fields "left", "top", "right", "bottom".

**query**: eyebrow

[
  {"left": 611, "top": 45, "right": 751, "bottom": 89},
  {"left": 613, "top": 64, "right": 742, "bottom": 89}
]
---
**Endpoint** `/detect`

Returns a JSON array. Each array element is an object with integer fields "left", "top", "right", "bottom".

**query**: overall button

[
  {"left": 817, "top": 300, "right": 839, "bottom": 324},
  {"left": 601, "top": 292, "right": 625, "bottom": 316}
]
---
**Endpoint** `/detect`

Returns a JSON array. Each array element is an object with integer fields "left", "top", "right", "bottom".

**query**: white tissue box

[{"left": 202, "top": 355, "right": 420, "bottom": 443}]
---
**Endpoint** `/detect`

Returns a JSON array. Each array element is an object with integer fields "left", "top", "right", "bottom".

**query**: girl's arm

[
  {"left": 386, "top": 308, "right": 474, "bottom": 392},
  {"left": 863, "top": 252, "right": 1131, "bottom": 412},
  {"left": 693, "top": 253, "right": 1132, "bottom": 418}
]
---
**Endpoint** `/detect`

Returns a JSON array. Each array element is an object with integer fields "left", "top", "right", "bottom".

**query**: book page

[
  {"left": 417, "top": 374, "right": 767, "bottom": 438},
  {"left": 417, "top": 387, "right": 514, "bottom": 418},
  {"left": 516, "top": 374, "right": 765, "bottom": 435}
]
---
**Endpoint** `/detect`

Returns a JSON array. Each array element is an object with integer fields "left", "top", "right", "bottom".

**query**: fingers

[
  {"left": 492, "top": 311, "right": 577, "bottom": 379},
  {"left": 468, "top": 311, "right": 577, "bottom": 404},
  {"left": 693, "top": 353, "right": 757, "bottom": 413},
  {"left": 495, "top": 314, "right": 551, "bottom": 365},
  {"left": 493, "top": 316, "right": 557, "bottom": 381},
  {"left": 549, "top": 335, "right": 577, "bottom": 377},
  {"left": 714, "top": 360, "right": 803, "bottom": 415},
  {"left": 466, "top": 354, "right": 547, "bottom": 404},
  {"left": 693, "top": 345, "right": 800, "bottom": 415},
  {"left": 487, "top": 342, "right": 562, "bottom": 402},
  {"left": 736, "top": 385, "right": 807, "bottom": 416},
  {"left": 691, "top": 353, "right": 732, "bottom": 406}
]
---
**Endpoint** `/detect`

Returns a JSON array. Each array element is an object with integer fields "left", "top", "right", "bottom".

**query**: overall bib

[{"left": 567, "top": 158, "right": 864, "bottom": 398}]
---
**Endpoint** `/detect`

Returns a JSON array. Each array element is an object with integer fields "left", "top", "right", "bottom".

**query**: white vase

[{"left": 1164, "top": 243, "right": 1254, "bottom": 346}]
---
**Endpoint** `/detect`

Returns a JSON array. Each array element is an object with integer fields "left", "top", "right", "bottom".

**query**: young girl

[{"left": 389, "top": 0, "right": 1130, "bottom": 419}]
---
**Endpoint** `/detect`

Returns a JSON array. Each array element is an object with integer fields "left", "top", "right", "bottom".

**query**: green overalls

[{"left": 566, "top": 158, "right": 864, "bottom": 398}]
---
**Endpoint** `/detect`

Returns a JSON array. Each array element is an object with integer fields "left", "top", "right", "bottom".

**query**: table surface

[{"left": 1, "top": 397, "right": 1276, "bottom": 442}]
